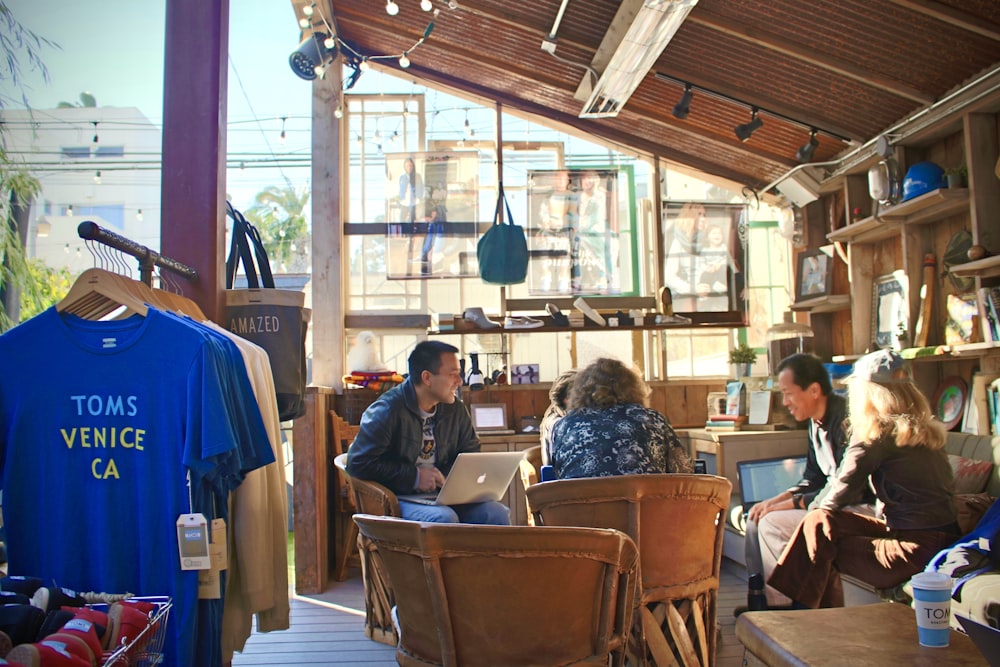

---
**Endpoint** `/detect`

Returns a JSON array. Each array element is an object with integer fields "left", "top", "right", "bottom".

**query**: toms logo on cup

[{"left": 910, "top": 571, "right": 953, "bottom": 648}]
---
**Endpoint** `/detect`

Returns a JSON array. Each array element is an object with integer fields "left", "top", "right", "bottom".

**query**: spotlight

[
  {"left": 289, "top": 32, "right": 337, "bottom": 81},
  {"left": 734, "top": 108, "right": 763, "bottom": 142},
  {"left": 796, "top": 128, "right": 819, "bottom": 163},
  {"left": 672, "top": 84, "right": 693, "bottom": 120}
]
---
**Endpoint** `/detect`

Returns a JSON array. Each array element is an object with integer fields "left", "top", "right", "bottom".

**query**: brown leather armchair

[
  {"left": 333, "top": 453, "right": 400, "bottom": 646},
  {"left": 527, "top": 474, "right": 732, "bottom": 667},
  {"left": 519, "top": 444, "right": 543, "bottom": 526},
  {"left": 354, "top": 514, "right": 640, "bottom": 667}
]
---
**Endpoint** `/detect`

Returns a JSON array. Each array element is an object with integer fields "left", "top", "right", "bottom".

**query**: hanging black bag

[
  {"left": 224, "top": 202, "right": 310, "bottom": 421},
  {"left": 477, "top": 183, "right": 529, "bottom": 285}
]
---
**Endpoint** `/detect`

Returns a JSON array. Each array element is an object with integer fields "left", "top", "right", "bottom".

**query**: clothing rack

[{"left": 77, "top": 220, "right": 198, "bottom": 286}]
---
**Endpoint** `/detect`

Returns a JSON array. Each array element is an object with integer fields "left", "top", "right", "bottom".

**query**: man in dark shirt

[
  {"left": 737, "top": 354, "right": 874, "bottom": 614},
  {"left": 346, "top": 340, "right": 510, "bottom": 524}
]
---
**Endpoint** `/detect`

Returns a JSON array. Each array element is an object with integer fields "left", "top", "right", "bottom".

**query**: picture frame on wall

[
  {"left": 384, "top": 151, "right": 480, "bottom": 280},
  {"left": 794, "top": 249, "right": 833, "bottom": 301},
  {"left": 872, "top": 271, "right": 909, "bottom": 350}
]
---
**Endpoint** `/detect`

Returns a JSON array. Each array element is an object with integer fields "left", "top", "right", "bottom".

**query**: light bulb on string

[
  {"left": 399, "top": 52, "right": 410, "bottom": 68},
  {"left": 421, "top": 0, "right": 432, "bottom": 11},
  {"left": 279, "top": 116, "right": 288, "bottom": 144},
  {"left": 359, "top": 58, "right": 371, "bottom": 71},
  {"left": 67, "top": 204, "right": 74, "bottom": 217},
  {"left": 136, "top": 209, "right": 143, "bottom": 222},
  {"left": 385, "top": 0, "right": 399, "bottom": 16},
  {"left": 314, "top": 63, "right": 326, "bottom": 78},
  {"left": 302, "top": 3, "right": 314, "bottom": 17},
  {"left": 334, "top": 105, "right": 344, "bottom": 119},
  {"left": 93, "top": 171, "right": 101, "bottom": 184},
  {"left": 92, "top": 122, "right": 99, "bottom": 144},
  {"left": 298, "top": 17, "right": 310, "bottom": 28},
  {"left": 323, "top": 36, "right": 335, "bottom": 49}
]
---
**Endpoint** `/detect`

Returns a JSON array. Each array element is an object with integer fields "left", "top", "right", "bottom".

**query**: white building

[{"left": 1, "top": 106, "right": 161, "bottom": 276}]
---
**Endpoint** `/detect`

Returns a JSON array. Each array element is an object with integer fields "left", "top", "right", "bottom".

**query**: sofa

[{"left": 842, "top": 431, "right": 1000, "bottom": 622}]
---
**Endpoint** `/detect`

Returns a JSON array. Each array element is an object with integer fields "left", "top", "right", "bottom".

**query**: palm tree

[
  {"left": 243, "top": 178, "right": 311, "bottom": 273},
  {"left": 1, "top": 2, "right": 54, "bottom": 330}
]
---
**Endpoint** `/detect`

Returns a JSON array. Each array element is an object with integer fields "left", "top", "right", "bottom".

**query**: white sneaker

[{"left": 504, "top": 316, "right": 544, "bottom": 329}]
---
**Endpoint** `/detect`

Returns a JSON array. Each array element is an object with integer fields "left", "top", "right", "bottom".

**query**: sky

[{"left": 2, "top": 0, "right": 316, "bottom": 208}]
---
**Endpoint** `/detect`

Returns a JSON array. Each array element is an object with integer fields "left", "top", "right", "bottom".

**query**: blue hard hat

[{"left": 902, "top": 161, "right": 946, "bottom": 201}]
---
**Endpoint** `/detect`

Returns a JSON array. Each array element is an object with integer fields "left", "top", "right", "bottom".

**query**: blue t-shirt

[{"left": 0, "top": 307, "right": 270, "bottom": 667}]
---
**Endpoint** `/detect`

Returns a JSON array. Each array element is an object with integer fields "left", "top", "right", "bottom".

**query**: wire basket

[
  {"left": 101, "top": 596, "right": 172, "bottom": 667},
  {"left": 342, "top": 388, "right": 379, "bottom": 425}
]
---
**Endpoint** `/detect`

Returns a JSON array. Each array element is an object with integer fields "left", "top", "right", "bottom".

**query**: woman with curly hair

[
  {"left": 549, "top": 357, "right": 692, "bottom": 479},
  {"left": 768, "top": 349, "right": 959, "bottom": 608}
]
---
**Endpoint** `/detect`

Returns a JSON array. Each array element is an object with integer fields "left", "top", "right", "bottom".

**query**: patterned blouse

[{"left": 550, "top": 403, "right": 692, "bottom": 479}]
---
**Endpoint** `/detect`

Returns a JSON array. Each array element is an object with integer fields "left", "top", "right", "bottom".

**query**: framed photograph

[
  {"left": 661, "top": 201, "right": 746, "bottom": 313},
  {"left": 872, "top": 271, "right": 909, "bottom": 350},
  {"left": 384, "top": 151, "right": 480, "bottom": 279},
  {"left": 510, "top": 364, "right": 540, "bottom": 384},
  {"left": 527, "top": 169, "right": 620, "bottom": 295},
  {"left": 794, "top": 249, "right": 833, "bottom": 301},
  {"left": 469, "top": 403, "right": 510, "bottom": 433}
]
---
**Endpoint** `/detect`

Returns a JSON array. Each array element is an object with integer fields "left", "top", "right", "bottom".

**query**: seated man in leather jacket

[{"left": 347, "top": 340, "right": 510, "bottom": 524}]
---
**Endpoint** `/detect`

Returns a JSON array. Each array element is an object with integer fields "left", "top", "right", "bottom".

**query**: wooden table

[{"left": 736, "top": 603, "right": 987, "bottom": 666}]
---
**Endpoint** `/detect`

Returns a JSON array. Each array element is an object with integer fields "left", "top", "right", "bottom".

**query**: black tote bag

[
  {"left": 224, "top": 202, "right": 310, "bottom": 421},
  {"left": 477, "top": 183, "right": 529, "bottom": 285}
]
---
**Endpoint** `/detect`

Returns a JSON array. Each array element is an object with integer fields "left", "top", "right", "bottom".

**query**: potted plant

[
  {"left": 728, "top": 342, "right": 758, "bottom": 378},
  {"left": 945, "top": 165, "right": 967, "bottom": 189}
]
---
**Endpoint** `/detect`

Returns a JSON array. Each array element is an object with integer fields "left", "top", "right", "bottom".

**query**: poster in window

[
  {"left": 526, "top": 169, "right": 620, "bottom": 295},
  {"left": 661, "top": 202, "right": 746, "bottom": 313},
  {"left": 385, "top": 151, "right": 479, "bottom": 279}
]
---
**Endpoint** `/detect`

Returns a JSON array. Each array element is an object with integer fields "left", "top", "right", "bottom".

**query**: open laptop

[
  {"left": 957, "top": 615, "right": 1000, "bottom": 666},
  {"left": 736, "top": 455, "right": 808, "bottom": 517},
  {"left": 398, "top": 451, "right": 525, "bottom": 506},
  {"left": 470, "top": 403, "right": 516, "bottom": 436}
]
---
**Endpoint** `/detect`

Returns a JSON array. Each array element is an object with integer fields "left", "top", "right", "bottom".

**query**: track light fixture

[
  {"left": 734, "top": 107, "right": 762, "bottom": 142},
  {"left": 796, "top": 128, "right": 819, "bottom": 163},
  {"left": 289, "top": 32, "right": 338, "bottom": 80},
  {"left": 672, "top": 83, "right": 693, "bottom": 119},
  {"left": 291, "top": 3, "right": 434, "bottom": 84}
]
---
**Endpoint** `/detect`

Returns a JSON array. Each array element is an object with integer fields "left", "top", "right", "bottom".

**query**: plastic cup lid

[{"left": 910, "top": 571, "right": 952, "bottom": 590}]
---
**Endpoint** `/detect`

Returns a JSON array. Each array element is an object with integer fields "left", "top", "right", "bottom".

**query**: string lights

[{"left": 290, "top": 2, "right": 435, "bottom": 83}]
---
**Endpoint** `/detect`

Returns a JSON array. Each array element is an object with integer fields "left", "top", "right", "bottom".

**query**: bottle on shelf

[{"left": 766, "top": 312, "right": 815, "bottom": 377}]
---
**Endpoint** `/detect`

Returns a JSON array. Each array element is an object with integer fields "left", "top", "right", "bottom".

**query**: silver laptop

[
  {"left": 736, "top": 455, "right": 808, "bottom": 516},
  {"left": 398, "top": 451, "right": 525, "bottom": 506}
]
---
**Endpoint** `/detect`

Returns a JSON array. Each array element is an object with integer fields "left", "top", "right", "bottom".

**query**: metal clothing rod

[{"left": 77, "top": 220, "right": 198, "bottom": 286}]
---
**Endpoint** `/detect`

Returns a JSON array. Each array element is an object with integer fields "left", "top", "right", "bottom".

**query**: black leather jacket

[{"left": 346, "top": 378, "right": 480, "bottom": 495}]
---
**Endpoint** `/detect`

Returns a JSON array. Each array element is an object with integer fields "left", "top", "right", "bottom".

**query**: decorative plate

[{"left": 932, "top": 376, "right": 968, "bottom": 431}]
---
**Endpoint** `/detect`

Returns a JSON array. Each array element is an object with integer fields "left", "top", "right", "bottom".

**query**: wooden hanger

[{"left": 57, "top": 268, "right": 149, "bottom": 319}]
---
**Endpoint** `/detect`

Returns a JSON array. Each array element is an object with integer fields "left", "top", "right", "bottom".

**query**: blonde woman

[
  {"left": 769, "top": 349, "right": 959, "bottom": 608},
  {"left": 550, "top": 358, "right": 692, "bottom": 478}
]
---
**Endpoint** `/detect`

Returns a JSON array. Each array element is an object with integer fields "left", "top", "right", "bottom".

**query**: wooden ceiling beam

[
  {"left": 688, "top": 10, "right": 934, "bottom": 105},
  {"left": 887, "top": 0, "right": 1000, "bottom": 42}
]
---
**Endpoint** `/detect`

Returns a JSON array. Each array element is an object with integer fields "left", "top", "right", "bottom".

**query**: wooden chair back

[
  {"left": 527, "top": 474, "right": 732, "bottom": 667},
  {"left": 333, "top": 453, "right": 400, "bottom": 646},
  {"left": 518, "top": 445, "right": 543, "bottom": 526},
  {"left": 354, "top": 514, "right": 639, "bottom": 667},
  {"left": 329, "top": 411, "right": 361, "bottom": 581}
]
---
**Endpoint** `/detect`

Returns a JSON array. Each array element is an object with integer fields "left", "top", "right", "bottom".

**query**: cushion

[
  {"left": 949, "top": 454, "right": 994, "bottom": 494},
  {"left": 954, "top": 493, "right": 995, "bottom": 534}
]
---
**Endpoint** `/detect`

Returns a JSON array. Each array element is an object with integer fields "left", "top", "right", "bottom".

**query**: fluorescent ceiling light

[{"left": 580, "top": 0, "right": 699, "bottom": 118}]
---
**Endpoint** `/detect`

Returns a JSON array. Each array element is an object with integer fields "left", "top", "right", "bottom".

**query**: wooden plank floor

[{"left": 233, "top": 558, "right": 750, "bottom": 666}]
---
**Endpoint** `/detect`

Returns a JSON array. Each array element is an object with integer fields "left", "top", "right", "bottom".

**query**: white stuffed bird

[{"left": 347, "top": 330, "right": 386, "bottom": 372}]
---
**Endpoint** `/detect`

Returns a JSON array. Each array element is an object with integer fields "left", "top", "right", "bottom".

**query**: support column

[{"left": 160, "top": 0, "right": 229, "bottom": 323}]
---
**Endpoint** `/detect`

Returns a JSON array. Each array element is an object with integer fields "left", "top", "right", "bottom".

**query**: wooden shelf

[
  {"left": 790, "top": 294, "right": 851, "bottom": 313},
  {"left": 877, "top": 187, "right": 969, "bottom": 225},
  {"left": 827, "top": 216, "right": 899, "bottom": 244},
  {"left": 950, "top": 254, "right": 1000, "bottom": 279},
  {"left": 900, "top": 341, "right": 1000, "bottom": 361},
  {"left": 826, "top": 188, "right": 969, "bottom": 245}
]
